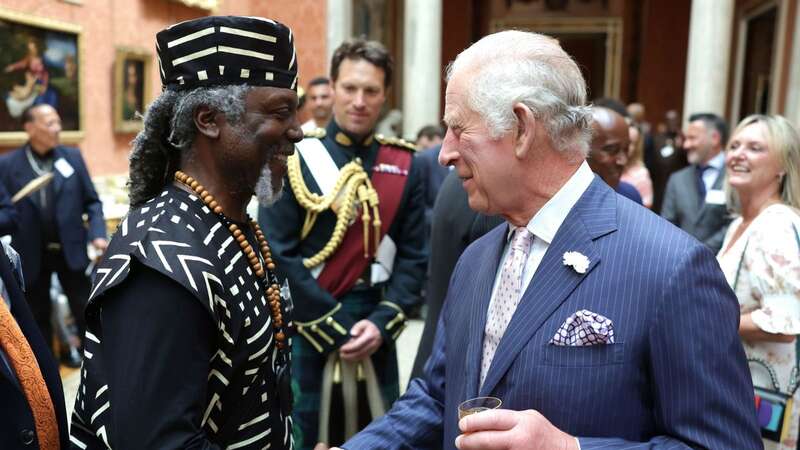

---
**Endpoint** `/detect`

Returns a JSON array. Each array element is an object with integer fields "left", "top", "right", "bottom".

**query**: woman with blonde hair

[
  {"left": 621, "top": 122, "right": 654, "bottom": 208},
  {"left": 717, "top": 114, "right": 800, "bottom": 450}
]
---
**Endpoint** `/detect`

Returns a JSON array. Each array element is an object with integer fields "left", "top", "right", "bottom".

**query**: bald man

[
  {"left": 0, "top": 104, "right": 106, "bottom": 362},
  {"left": 626, "top": 102, "right": 649, "bottom": 133},
  {"left": 587, "top": 106, "right": 643, "bottom": 204}
]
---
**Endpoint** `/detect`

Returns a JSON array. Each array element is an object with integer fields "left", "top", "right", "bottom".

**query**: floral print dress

[{"left": 718, "top": 204, "right": 800, "bottom": 450}]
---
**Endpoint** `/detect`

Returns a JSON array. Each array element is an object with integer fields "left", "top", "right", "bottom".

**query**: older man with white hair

[{"left": 335, "top": 30, "right": 760, "bottom": 450}]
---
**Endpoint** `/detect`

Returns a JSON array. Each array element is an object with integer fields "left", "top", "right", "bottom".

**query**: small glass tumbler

[{"left": 458, "top": 396, "right": 502, "bottom": 420}]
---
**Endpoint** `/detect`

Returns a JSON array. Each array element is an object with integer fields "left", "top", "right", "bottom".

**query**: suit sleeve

[
  {"left": 0, "top": 181, "right": 19, "bottom": 236},
  {"left": 367, "top": 154, "right": 427, "bottom": 347},
  {"left": 659, "top": 173, "right": 678, "bottom": 224},
  {"left": 258, "top": 175, "right": 356, "bottom": 355},
  {"left": 344, "top": 258, "right": 456, "bottom": 450},
  {"left": 577, "top": 243, "right": 762, "bottom": 449},
  {"left": 71, "top": 148, "right": 107, "bottom": 240}
]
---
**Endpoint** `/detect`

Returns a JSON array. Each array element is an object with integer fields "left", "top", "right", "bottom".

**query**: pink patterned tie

[{"left": 480, "top": 227, "right": 533, "bottom": 387}]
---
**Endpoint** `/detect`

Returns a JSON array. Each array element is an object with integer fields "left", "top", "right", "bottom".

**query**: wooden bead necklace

[{"left": 174, "top": 170, "right": 287, "bottom": 349}]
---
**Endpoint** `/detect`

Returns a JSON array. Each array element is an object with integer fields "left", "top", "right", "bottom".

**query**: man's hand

[
  {"left": 313, "top": 443, "right": 330, "bottom": 450},
  {"left": 455, "top": 409, "right": 578, "bottom": 450},
  {"left": 91, "top": 238, "right": 109, "bottom": 262},
  {"left": 339, "top": 320, "right": 383, "bottom": 362},
  {"left": 92, "top": 238, "right": 108, "bottom": 252}
]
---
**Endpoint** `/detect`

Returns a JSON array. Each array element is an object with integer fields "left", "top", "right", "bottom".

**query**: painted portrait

[
  {"left": 0, "top": 9, "right": 82, "bottom": 143},
  {"left": 114, "top": 48, "right": 151, "bottom": 133}
]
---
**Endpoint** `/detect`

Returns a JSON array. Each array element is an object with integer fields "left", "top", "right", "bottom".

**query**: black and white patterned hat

[{"left": 156, "top": 16, "right": 298, "bottom": 91}]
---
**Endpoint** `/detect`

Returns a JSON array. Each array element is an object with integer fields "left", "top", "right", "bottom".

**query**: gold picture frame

[
  {"left": 113, "top": 47, "right": 152, "bottom": 133},
  {"left": 0, "top": 7, "right": 84, "bottom": 145}
]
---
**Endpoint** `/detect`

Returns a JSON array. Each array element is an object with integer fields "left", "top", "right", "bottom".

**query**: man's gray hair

[
  {"left": 446, "top": 30, "right": 592, "bottom": 156},
  {"left": 128, "top": 85, "right": 251, "bottom": 205}
]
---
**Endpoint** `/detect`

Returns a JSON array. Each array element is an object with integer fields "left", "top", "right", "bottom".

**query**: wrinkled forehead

[{"left": 443, "top": 73, "right": 473, "bottom": 123}]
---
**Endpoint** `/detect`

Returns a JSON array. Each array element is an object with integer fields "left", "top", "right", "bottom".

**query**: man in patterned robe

[{"left": 69, "top": 16, "right": 304, "bottom": 449}]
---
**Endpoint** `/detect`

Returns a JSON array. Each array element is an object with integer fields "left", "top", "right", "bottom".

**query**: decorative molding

[{"left": 490, "top": 16, "right": 623, "bottom": 99}]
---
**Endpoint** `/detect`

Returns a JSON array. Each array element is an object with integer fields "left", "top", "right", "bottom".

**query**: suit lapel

[
  {"left": 684, "top": 168, "right": 702, "bottom": 211},
  {"left": 52, "top": 147, "right": 65, "bottom": 196},
  {"left": 478, "top": 178, "right": 616, "bottom": 396},
  {"left": 465, "top": 226, "right": 507, "bottom": 399},
  {"left": 712, "top": 166, "right": 726, "bottom": 190},
  {"left": 11, "top": 147, "right": 32, "bottom": 190},
  {"left": 694, "top": 166, "right": 725, "bottom": 226}
]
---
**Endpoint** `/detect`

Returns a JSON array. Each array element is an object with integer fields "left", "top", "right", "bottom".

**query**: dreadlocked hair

[{"left": 128, "top": 85, "right": 251, "bottom": 205}]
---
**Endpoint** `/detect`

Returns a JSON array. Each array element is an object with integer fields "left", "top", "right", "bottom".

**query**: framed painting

[
  {"left": 0, "top": 8, "right": 83, "bottom": 145},
  {"left": 114, "top": 47, "right": 151, "bottom": 133}
]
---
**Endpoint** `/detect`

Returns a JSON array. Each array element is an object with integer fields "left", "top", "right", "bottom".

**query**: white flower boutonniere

[{"left": 563, "top": 251, "right": 590, "bottom": 274}]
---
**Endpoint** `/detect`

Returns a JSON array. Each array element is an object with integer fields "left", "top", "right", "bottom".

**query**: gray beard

[{"left": 254, "top": 163, "right": 282, "bottom": 206}]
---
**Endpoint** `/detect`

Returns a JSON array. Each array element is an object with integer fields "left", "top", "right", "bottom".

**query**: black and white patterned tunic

[{"left": 70, "top": 186, "right": 293, "bottom": 449}]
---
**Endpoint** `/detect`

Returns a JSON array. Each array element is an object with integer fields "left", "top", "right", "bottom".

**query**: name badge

[
  {"left": 705, "top": 189, "right": 726, "bottom": 205},
  {"left": 660, "top": 145, "right": 674, "bottom": 158},
  {"left": 55, "top": 158, "right": 74, "bottom": 179}
]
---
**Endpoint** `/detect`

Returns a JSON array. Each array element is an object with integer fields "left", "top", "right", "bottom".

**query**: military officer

[{"left": 259, "top": 38, "right": 426, "bottom": 450}]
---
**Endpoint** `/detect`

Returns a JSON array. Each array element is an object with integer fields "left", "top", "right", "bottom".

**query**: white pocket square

[{"left": 550, "top": 309, "right": 615, "bottom": 346}]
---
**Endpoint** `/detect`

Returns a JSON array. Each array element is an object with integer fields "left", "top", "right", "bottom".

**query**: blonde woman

[
  {"left": 621, "top": 122, "right": 653, "bottom": 208},
  {"left": 717, "top": 114, "right": 800, "bottom": 450}
]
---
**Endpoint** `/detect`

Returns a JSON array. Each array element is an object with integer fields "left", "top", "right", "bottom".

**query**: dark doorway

[
  {"left": 558, "top": 32, "right": 608, "bottom": 100},
  {"left": 739, "top": 6, "right": 777, "bottom": 119}
]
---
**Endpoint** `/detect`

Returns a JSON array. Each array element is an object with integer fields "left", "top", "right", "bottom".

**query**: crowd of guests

[{"left": 0, "top": 13, "right": 798, "bottom": 450}]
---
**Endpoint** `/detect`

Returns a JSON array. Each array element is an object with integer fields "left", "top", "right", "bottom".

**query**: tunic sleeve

[
  {"left": 748, "top": 212, "right": 800, "bottom": 335},
  {"left": 100, "top": 259, "right": 222, "bottom": 450}
]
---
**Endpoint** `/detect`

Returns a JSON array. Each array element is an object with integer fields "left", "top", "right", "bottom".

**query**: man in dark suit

[
  {"left": 647, "top": 109, "right": 688, "bottom": 213},
  {"left": 411, "top": 170, "right": 503, "bottom": 379},
  {"left": 338, "top": 30, "right": 759, "bottom": 450},
  {"left": 0, "top": 104, "right": 107, "bottom": 357},
  {"left": 0, "top": 242, "right": 68, "bottom": 449},
  {"left": 415, "top": 144, "right": 450, "bottom": 251},
  {"left": 415, "top": 126, "right": 447, "bottom": 242},
  {"left": 661, "top": 112, "right": 731, "bottom": 253}
]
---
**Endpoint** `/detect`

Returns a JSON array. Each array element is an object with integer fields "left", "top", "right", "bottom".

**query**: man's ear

[
  {"left": 710, "top": 129, "right": 722, "bottom": 148},
  {"left": 512, "top": 102, "right": 536, "bottom": 159},
  {"left": 194, "top": 105, "right": 220, "bottom": 139}
]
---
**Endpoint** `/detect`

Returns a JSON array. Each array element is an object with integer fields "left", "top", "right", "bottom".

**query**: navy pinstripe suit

[{"left": 344, "top": 176, "right": 761, "bottom": 449}]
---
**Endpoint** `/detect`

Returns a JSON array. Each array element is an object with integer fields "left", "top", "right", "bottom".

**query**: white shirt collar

[
  {"left": 706, "top": 152, "right": 725, "bottom": 171},
  {"left": 507, "top": 161, "right": 595, "bottom": 245}
]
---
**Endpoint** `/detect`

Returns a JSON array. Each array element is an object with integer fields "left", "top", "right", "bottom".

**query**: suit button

[{"left": 20, "top": 429, "right": 35, "bottom": 445}]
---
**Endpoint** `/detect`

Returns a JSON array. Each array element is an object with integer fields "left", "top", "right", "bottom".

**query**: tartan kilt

[{"left": 292, "top": 288, "right": 400, "bottom": 450}]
